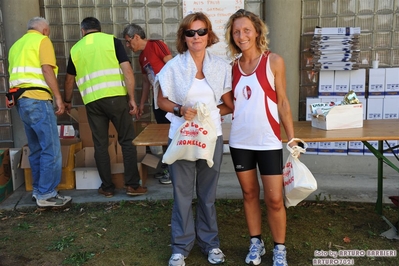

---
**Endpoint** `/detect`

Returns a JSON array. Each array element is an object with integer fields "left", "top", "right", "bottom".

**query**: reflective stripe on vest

[
  {"left": 8, "top": 31, "right": 57, "bottom": 91},
  {"left": 71, "top": 32, "right": 126, "bottom": 104}
]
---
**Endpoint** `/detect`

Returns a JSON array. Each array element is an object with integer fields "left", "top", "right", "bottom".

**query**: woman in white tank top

[{"left": 225, "top": 9, "right": 297, "bottom": 266}]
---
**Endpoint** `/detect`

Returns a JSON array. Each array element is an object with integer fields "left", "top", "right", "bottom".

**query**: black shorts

[{"left": 229, "top": 147, "right": 283, "bottom": 175}]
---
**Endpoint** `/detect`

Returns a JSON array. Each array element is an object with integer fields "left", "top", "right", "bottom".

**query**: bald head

[{"left": 27, "top": 17, "right": 50, "bottom": 36}]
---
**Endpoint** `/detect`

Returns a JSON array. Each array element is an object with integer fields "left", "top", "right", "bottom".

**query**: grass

[{"left": 0, "top": 199, "right": 398, "bottom": 266}]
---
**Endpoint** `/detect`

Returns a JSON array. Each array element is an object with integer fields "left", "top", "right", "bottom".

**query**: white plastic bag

[
  {"left": 283, "top": 138, "right": 317, "bottom": 208},
  {"left": 149, "top": 146, "right": 164, "bottom": 155},
  {"left": 162, "top": 102, "right": 217, "bottom": 167}
]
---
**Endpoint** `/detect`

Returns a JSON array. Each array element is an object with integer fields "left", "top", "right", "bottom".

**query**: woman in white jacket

[{"left": 155, "top": 12, "right": 233, "bottom": 266}]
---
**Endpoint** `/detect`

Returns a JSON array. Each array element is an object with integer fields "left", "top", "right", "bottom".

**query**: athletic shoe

[
  {"left": 168, "top": 253, "right": 185, "bottom": 266},
  {"left": 245, "top": 238, "right": 265, "bottom": 265},
  {"left": 273, "top": 244, "right": 288, "bottom": 266},
  {"left": 126, "top": 185, "right": 147, "bottom": 196},
  {"left": 208, "top": 248, "right": 225, "bottom": 264},
  {"left": 159, "top": 175, "right": 172, "bottom": 184},
  {"left": 158, "top": 169, "right": 172, "bottom": 184},
  {"left": 36, "top": 194, "right": 72, "bottom": 207},
  {"left": 154, "top": 167, "right": 169, "bottom": 179}
]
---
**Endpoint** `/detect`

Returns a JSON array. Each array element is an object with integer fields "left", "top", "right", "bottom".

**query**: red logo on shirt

[{"left": 242, "top": 85, "right": 251, "bottom": 100}]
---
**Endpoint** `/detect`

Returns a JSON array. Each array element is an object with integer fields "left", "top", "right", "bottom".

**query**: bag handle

[{"left": 286, "top": 138, "right": 307, "bottom": 158}]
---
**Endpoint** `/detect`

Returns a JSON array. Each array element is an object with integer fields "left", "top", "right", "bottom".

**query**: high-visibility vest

[
  {"left": 8, "top": 31, "right": 57, "bottom": 92},
  {"left": 70, "top": 32, "right": 126, "bottom": 104}
]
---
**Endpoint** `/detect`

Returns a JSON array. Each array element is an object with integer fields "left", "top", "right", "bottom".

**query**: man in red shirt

[{"left": 123, "top": 24, "right": 173, "bottom": 184}]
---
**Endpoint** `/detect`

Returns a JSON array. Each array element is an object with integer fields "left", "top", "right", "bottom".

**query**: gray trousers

[{"left": 169, "top": 136, "right": 223, "bottom": 256}]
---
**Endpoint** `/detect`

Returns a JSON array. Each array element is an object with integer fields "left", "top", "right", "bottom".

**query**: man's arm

[
  {"left": 63, "top": 73, "right": 75, "bottom": 112},
  {"left": 39, "top": 37, "right": 64, "bottom": 115},
  {"left": 163, "top": 54, "right": 173, "bottom": 63},
  {"left": 42, "top": 64, "right": 64, "bottom": 115}
]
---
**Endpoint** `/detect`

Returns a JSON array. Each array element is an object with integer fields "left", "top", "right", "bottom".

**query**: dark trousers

[{"left": 86, "top": 96, "right": 140, "bottom": 191}]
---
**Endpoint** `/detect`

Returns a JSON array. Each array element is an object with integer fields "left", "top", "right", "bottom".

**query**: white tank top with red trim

[{"left": 229, "top": 52, "right": 282, "bottom": 150}]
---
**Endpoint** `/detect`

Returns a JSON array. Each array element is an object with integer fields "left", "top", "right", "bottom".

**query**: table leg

[
  {"left": 377, "top": 140, "right": 383, "bottom": 215},
  {"left": 361, "top": 140, "right": 383, "bottom": 215},
  {"left": 362, "top": 140, "right": 399, "bottom": 215}
]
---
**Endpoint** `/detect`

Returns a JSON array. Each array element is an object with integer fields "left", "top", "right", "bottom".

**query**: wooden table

[
  {"left": 133, "top": 120, "right": 399, "bottom": 144},
  {"left": 133, "top": 120, "right": 399, "bottom": 215}
]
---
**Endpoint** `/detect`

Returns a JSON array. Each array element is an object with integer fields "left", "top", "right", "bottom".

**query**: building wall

[
  {"left": 0, "top": 1, "right": 398, "bottom": 178},
  {"left": 0, "top": 0, "right": 268, "bottom": 148}
]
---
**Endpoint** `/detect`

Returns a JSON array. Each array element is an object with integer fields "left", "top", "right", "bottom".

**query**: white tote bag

[
  {"left": 162, "top": 102, "right": 217, "bottom": 167},
  {"left": 283, "top": 138, "right": 318, "bottom": 208}
]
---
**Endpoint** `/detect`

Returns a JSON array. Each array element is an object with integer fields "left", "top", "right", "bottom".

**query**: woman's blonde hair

[
  {"left": 225, "top": 9, "right": 269, "bottom": 60},
  {"left": 176, "top": 12, "right": 219, "bottom": 54}
]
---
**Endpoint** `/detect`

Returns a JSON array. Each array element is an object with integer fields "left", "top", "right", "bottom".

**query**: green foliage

[
  {"left": 63, "top": 251, "right": 95, "bottom": 266},
  {"left": 16, "top": 221, "right": 32, "bottom": 230},
  {"left": 47, "top": 233, "right": 76, "bottom": 251},
  {"left": 0, "top": 200, "right": 398, "bottom": 265}
]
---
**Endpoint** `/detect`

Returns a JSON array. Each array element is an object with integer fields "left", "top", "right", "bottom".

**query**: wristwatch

[{"left": 173, "top": 105, "right": 182, "bottom": 117}]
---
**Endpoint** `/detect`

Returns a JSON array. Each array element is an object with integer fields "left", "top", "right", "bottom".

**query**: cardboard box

[
  {"left": 364, "top": 140, "right": 378, "bottom": 156},
  {"left": 74, "top": 144, "right": 159, "bottom": 189},
  {"left": 366, "top": 98, "right": 383, "bottom": 120},
  {"left": 311, "top": 103, "right": 363, "bottom": 130},
  {"left": 383, "top": 96, "right": 399, "bottom": 119},
  {"left": 21, "top": 139, "right": 82, "bottom": 191},
  {"left": 348, "top": 141, "right": 364, "bottom": 155},
  {"left": 317, "top": 141, "right": 347, "bottom": 155},
  {"left": 333, "top": 70, "right": 350, "bottom": 96},
  {"left": 384, "top": 140, "right": 398, "bottom": 157},
  {"left": 74, "top": 146, "right": 111, "bottom": 190},
  {"left": 9, "top": 148, "right": 24, "bottom": 190},
  {"left": 58, "top": 125, "right": 76, "bottom": 138},
  {"left": 316, "top": 142, "right": 329, "bottom": 155},
  {"left": 69, "top": 107, "right": 118, "bottom": 147},
  {"left": 318, "top": 70, "right": 334, "bottom": 96},
  {"left": 314, "top": 27, "right": 360, "bottom": 35},
  {"left": 0, "top": 149, "right": 13, "bottom": 203},
  {"left": 305, "top": 142, "right": 318, "bottom": 154},
  {"left": 349, "top": 69, "right": 366, "bottom": 96},
  {"left": 385, "top": 68, "right": 399, "bottom": 96},
  {"left": 130, "top": 145, "right": 160, "bottom": 187},
  {"left": 369, "top": 69, "right": 385, "bottom": 97}
]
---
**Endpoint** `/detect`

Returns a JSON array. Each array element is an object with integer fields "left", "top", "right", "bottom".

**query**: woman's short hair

[
  {"left": 224, "top": 9, "right": 269, "bottom": 60},
  {"left": 176, "top": 12, "right": 219, "bottom": 54}
]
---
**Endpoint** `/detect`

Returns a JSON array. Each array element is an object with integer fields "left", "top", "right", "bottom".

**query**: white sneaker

[
  {"left": 273, "top": 244, "right": 287, "bottom": 266},
  {"left": 36, "top": 194, "right": 72, "bottom": 207},
  {"left": 208, "top": 248, "right": 225, "bottom": 264},
  {"left": 169, "top": 253, "right": 185, "bottom": 266},
  {"left": 245, "top": 238, "right": 265, "bottom": 265}
]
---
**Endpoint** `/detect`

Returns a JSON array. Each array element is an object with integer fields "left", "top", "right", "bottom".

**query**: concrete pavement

[{"left": 1, "top": 154, "right": 398, "bottom": 210}]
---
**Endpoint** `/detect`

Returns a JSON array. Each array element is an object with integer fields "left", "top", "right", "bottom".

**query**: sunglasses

[{"left": 184, "top": 28, "right": 208, "bottom": 37}]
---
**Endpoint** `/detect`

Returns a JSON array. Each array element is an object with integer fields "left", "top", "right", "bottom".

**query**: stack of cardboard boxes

[
  {"left": 70, "top": 107, "right": 159, "bottom": 189},
  {"left": 1, "top": 148, "right": 30, "bottom": 203},
  {"left": 306, "top": 67, "right": 399, "bottom": 156},
  {"left": 19, "top": 106, "right": 159, "bottom": 192},
  {"left": 306, "top": 27, "right": 399, "bottom": 157}
]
